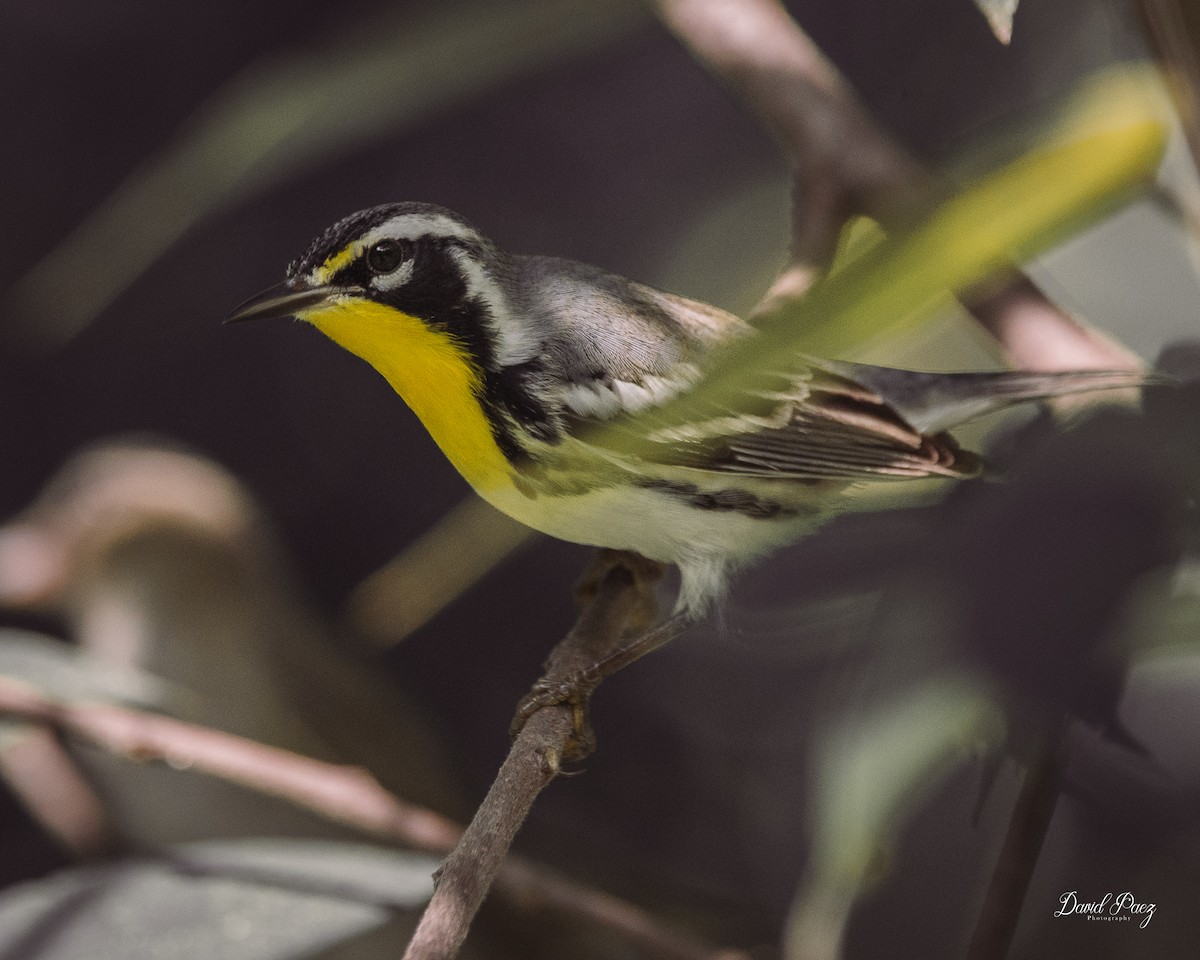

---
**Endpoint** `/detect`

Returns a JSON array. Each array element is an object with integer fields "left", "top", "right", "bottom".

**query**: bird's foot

[
  {"left": 509, "top": 550, "right": 675, "bottom": 763},
  {"left": 510, "top": 672, "right": 599, "bottom": 764}
]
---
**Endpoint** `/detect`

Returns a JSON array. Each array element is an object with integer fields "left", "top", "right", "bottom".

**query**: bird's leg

[{"left": 510, "top": 550, "right": 692, "bottom": 762}]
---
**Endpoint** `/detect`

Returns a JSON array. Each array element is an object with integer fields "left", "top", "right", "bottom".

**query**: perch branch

[
  {"left": 404, "top": 554, "right": 688, "bottom": 959},
  {"left": 654, "top": 0, "right": 1144, "bottom": 372}
]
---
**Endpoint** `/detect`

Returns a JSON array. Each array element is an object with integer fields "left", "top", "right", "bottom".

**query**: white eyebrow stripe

[{"left": 364, "top": 213, "right": 482, "bottom": 245}]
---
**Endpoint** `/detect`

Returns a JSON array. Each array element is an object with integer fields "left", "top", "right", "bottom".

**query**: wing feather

[
  {"left": 574, "top": 366, "right": 981, "bottom": 482},
  {"left": 521, "top": 260, "right": 979, "bottom": 482}
]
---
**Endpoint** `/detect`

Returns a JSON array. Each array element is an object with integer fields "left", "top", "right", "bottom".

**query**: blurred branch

[
  {"left": 972, "top": 0, "right": 1019, "bottom": 45},
  {"left": 0, "top": 722, "right": 116, "bottom": 857},
  {"left": 654, "top": 0, "right": 1148, "bottom": 373},
  {"left": 655, "top": 0, "right": 922, "bottom": 308},
  {"left": 1139, "top": 0, "right": 1200, "bottom": 171},
  {"left": 0, "top": 673, "right": 736, "bottom": 960},
  {"left": 966, "top": 723, "right": 1065, "bottom": 960},
  {"left": 0, "top": 674, "right": 457, "bottom": 851},
  {"left": 347, "top": 497, "right": 535, "bottom": 647},
  {"left": 963, "top": 275, "right": 1144, "bottom": 375}
]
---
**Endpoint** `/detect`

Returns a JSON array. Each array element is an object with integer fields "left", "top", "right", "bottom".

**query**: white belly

[{"left": 480, "top": 479, "right": 819, "bottom": 615}]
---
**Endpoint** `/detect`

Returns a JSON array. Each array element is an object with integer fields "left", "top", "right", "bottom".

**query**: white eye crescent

[{"left": 366, "top": 239, "right": 414, "bottom": 290}]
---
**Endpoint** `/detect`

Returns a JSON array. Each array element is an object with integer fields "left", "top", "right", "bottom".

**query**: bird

[{"left": 228, "top": 201, "right": 1151, "bottom": 623}]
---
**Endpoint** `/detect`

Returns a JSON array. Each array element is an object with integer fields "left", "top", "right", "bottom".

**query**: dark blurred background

[{"left": 2, "top": 0, "right": 1199, "bottom": 958}]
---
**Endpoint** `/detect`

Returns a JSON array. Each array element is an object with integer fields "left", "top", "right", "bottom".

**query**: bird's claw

[{"left": 510, "top": 676, "right": 597, "bottom": 763}]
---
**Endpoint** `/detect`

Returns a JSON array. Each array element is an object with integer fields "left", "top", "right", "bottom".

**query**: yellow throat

[{"left": 301, "top": 299, "right": 511, "bottom": 491}]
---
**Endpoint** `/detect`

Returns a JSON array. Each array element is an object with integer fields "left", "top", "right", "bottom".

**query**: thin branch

[
  {"left": 962, "top": 275, "right": 1144, "bottom": 374},
  {"left": 0, "top": 675, "right": 460, "bottom": 852},
  {"left": 0, "top": 673, "right": 737, "bottom": 960},
  {"left": 654, "top": 0, "right": 1145, "bottom": 373},
  {"left": 966, "top": 723, "right": 1065, "bottom": 960}
]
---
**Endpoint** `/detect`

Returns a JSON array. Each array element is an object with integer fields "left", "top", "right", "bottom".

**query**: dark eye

[{"left": 366, "top": 239, "right": 406, "bottom": 274}]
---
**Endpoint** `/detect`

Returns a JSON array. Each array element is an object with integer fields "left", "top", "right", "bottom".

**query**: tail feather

[{"left": 817, "top": 361, "right": 1163, "bottom": 434}]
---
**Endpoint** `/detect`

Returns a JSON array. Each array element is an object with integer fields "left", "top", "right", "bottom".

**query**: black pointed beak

[{"left": 224, "top": 281, "right": 343, "bottom": 324}]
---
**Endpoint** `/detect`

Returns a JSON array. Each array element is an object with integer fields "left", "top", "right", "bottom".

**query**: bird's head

[
  {"left": 227, "top": 203, "right": 548, "bottom": 488},
  {"left": 227, "top": 202, "right": 536, "bottom": 375}
]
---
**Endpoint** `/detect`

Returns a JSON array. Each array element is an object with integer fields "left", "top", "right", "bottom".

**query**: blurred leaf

[
  {"left": 164, "top": 838, "right": 437, "bottom": 906},
  {"left": 5, "top": 0, "right": 648, "bottom": 351},
  {"left": 600, "top": 66, "right": 1168, "bottom": 457},
  {"left": 0, "top": 839, "right": 438, "bottom": 960},
  {"left": 825, "top": 216, "right": 887, "bottom": 278},
  {"left": 0, "top": 629, "right": 168, "bottom": 710},
  {"left": 973, "top": 0, "right": 1019, "bottom": 44},
  {"left": 786, "top": 677, "right": 1003, "bottom": 960}
]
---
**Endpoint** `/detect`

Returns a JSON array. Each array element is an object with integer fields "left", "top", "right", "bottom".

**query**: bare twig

[
  {"left": 966, "top": 724, "right": 1065, "bottom": 960},
  {"left": 962, "top": 275, "right": 1144, "bottom": 373},
  {"left": 0, "top": 673, "right": 736, "bottom": 960},
  {"left": 654, "top": 0, "right": 1145, "bottom": 373}
]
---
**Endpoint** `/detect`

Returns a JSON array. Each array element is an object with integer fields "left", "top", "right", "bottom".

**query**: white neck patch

[{"left": 445, "top": 246, "right": 538, "bottom": 367}]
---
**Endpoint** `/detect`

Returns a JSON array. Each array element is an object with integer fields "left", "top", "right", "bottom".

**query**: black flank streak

[{"left": 638, "top": 479, "right": 797, "bottom": 519}]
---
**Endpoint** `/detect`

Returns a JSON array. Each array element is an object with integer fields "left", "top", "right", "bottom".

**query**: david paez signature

[{"left": 1054, "top": 891, "right": 1156, "bottom": 928}]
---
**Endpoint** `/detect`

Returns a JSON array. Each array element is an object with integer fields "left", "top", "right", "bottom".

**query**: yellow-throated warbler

[{"left": 229, "top": 202, "right": 1149, "bottom": 617}]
